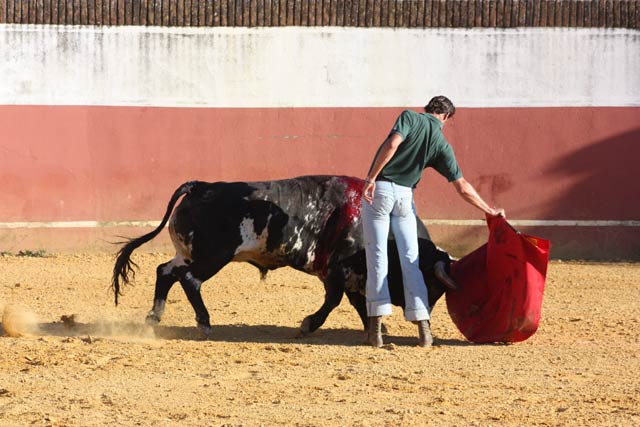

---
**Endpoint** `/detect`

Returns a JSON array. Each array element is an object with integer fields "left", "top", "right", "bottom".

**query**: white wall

[{"left": 1, "top": 25, "right": 638, "bottom": 108}]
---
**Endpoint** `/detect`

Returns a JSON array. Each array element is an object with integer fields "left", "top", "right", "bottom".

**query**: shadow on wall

[
  {"left": 434, "top": 127, "right": 640, "bottom": 261},
  {"left": 535, "top": 127, "right": 640, "bottom": 260}
]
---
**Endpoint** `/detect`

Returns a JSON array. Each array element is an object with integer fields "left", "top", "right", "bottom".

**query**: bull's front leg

[
  {"left": 300, "top": 269, "right": 345, "bottom": 335},
  {"left": 146, "top": 262, "right": 178, "bottom": 325}
]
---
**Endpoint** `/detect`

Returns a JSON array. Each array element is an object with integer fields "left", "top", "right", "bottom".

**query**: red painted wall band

[{"left": 2, "top": 105, "right": 639, "bottom": 225}]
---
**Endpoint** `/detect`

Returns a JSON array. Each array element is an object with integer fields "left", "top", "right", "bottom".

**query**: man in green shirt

[{"left": 361, "top": 95, "right": 505, "bottom": 348}]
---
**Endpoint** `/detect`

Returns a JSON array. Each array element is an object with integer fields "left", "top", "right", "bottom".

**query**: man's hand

[
  {"left": 363, "top": 179, "right": 376, "bottom": 204},
  {"left": 490, "top": 208, "right": 506, "bottom": 217}
]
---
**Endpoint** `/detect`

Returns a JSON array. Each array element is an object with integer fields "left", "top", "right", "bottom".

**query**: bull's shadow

[{"left": 27, "top": 321, "right": 472, "bottom": 347}]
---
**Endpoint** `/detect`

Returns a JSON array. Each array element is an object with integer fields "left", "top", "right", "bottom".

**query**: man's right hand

[{"left": 363, "top": 179, "right": 376, "bottom": 204}]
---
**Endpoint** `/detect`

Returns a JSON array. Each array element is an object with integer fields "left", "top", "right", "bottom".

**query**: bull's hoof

[
  {"left": 145, "top": 313, "right": 161, "bottom": 325},
  {"left": 197, "top": 323, "right": 212, "bottom": 337},
  {"left": 298, "top": 317, "right": 313, "bottom": 337}
]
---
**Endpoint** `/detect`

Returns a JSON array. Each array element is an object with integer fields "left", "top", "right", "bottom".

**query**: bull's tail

[{"left": 111, "top": 181, "right": 197, "bottom": 306}]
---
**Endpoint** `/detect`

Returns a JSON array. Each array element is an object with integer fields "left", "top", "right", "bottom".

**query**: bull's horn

[{"left": 434, "top": 261, "right": 459, "bottom": 291}]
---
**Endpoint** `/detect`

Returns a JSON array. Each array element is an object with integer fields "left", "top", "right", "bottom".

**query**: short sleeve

[
  {"left": 433, "top": 143, "right": 463, "bottom": 182},
  {"left": 389, "top": 110, "right": 415, "bottom": 140}
]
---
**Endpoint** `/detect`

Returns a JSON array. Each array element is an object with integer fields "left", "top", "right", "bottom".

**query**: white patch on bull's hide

[
  {"left": 162, "top": 255, "right": 190, "bottom": 275},
  {"left": 304, "top": 240, "right": 317, "bottom": 268},
  {"left": 234, "top": 216, "right": 270, "bottom": 256},
  {"left": 289, "top": 226, "right": 304, "bottom": 252}
]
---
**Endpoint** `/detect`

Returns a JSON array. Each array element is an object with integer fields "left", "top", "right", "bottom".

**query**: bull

[{"left": 112, "top": 176, "right": 457, "bottom": 338}]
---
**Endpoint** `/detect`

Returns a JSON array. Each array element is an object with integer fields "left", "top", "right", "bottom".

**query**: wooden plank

[
  {"left": 364, "top": 0, "right": 374, "bottom": 27},
  {"left": 123, "top": 0, "right": 132, "bottom": 24},
  {"left": 240, "top": 0, "right": 248, "bottom": 26},
  {"left": 474, "top": 0, "right": 482, "bottom": 27},
  {"left": 300, "top": 0, "right": 308, "bottom": 25},
  {"left": 583, "top": 0, "right": 591, "bottom": 27},
  {"left": 236, "top": 0, "right": 245, "bottom": 26},
  {"left": 23, "top": 0, "right": 30, "bottom": 23},
  {"left": 9, "top": 0, "right": 15, "bottom": 23},
  {"left": 540, "top": 0, "right": 549, "bottom": 27},
  {"left": 613, "top": 0, "right": 621, "bottom": 27},
  {"left": 526, "top": 0, "right": 534, "bottom": 26},
  {"left": 519, "top": 0, "right": 527, "bottom": 26},
  {"left": 439, "top": 0, "right": 448, "bottom": 27},
  {"left": 278, "top": 0, "right": 285, "bottom": 25},
  {"left": 116, "top": 0, "right": 124, "bottom": 24},
  {"left": 198, "top": 0, "right": 205, "bottom": 25},
  {"left": 396, "top": 0, "right": 404, "bottom": 27},
  {"left": 388, "top": 0, "right": 396, "bottom": 27},
  {"left": 465, "top": 0, "right": 474, "bottom": 27},
  {"left": 176, "top": 0, "right": 184, "bottom": 25},
  {"left": 372, "top": 0, "right": 381, "bottom": 26},
  {"left": 134, "top": 0, "right": 142, "bottom": 24},
  {"left": 495, "top": 0, "right": 504, "bottom": 27},
  {"left": 488, "top": 0, "right": 497, "bottom": 27},
  {"left": 182, "top": 0, "right": 189, "bottom": 26},
  {"left": 415, "top": 0, "right": 424, "bottom": 27},
  {"left": 333, "top": 0, "right": 342, "bottom": 26},
  {"left": 380, "top": 0, "right": 388, "bottom": 26},
  {"left": 554, "top": 0, "right": 562, "bottom": 27},
  {"left": 255, "top": 0, "right": 264, "bottom": 26},
  {"left": 107, "top": 0, "right": 115, "bottom": 25},
  {"left": 43, "top": 0, "right": 52, "bottom": 24},
  {"left": 347, "top": 0, "right": 355, "bottom": 26},
  {"left": 341, "top": 0, "right": 350, "bottom": 26},
  {"left": 457, "top": 0, "right": 466, "bottom": 27},
  {"left": 444, "top": 0, "right": 452, "bottom": 27},
  {"left": 0, "top": 0, "right": 5, "bottom": 24},
  {"left": 619, "top": 0, "right": 627, "bottom": 28},
  {"left": 627, "top": 1, "right": 640, "bottom": 28},
  {"left": 139, "top": 0, "right": 148, "bottom": 25},
  {"left": 531, "top": 0, "right": 540, "bottom": 26},
  {"left": 568, "top": 0, "right": 576, "bottom": 26},
  {"left": 8, "top": 0, "right": 15, "bottom": 23},
  {"left": 191, "top": 0, "right": 199, "bottom": 26},
  {"left": 220, "top": 0, "right": 229, "bottom": 25},
  {"left": 601, "top": 0, "right": 608, "bottom": 27},
  {"left": 607, "top": 0, "right": 614, "bottom": 27},
  {"left": 80, "top": 0, "right": 95, "bottom": 25},
  {"left": 306, "top": 0, "right": 314, "bottom": 26},
  {"left": 408, "top": 0, "right": 416, "bottom": 27},
  {"left": 94, "top": 0, "right": 104, "bottom": 25},
  {"left": 29, "top": 0, "right": 37, "bottom": 23},
  {"left": 481, "top": 0, "right": 489, "bottom": 26},
  {"left": 576, "top": 0, "right": 585, "bottom": 27},
  {"left": 359, "top": 0, "right": 367, "bottom": 27},
  {"left": 196, "top": 0, "right": 205, "bottom": 27},
  {"left": 161, "top": 0, "right": 169, "bottom": 26}
]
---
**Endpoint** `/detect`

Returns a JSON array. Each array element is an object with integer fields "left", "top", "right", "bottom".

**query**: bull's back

[{"left": 170, "top": 176, "right": 364, "bottom": 274}]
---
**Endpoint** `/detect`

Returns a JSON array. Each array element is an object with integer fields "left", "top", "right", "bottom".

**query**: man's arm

[
  {"left": 451, "top": 177, "right": 505, "bottom": 217},
  {"left": 363, "top": 133, "right": 403, "bottom": 203}
]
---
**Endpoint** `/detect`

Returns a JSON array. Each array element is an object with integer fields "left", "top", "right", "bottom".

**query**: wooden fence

[{"left": 1, "top": 0, "right": 638, "bottom": 28}]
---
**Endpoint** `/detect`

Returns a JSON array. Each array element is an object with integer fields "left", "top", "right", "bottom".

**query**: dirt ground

[{"left": 0, "top": 252, "right": 638, "bottom": 427}]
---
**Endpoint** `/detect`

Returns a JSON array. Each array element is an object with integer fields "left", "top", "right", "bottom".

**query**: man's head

[{"left": 424, "top": 96, "right": 455, "bottom": 123}]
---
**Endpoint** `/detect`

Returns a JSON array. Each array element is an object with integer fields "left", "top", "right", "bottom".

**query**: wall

[{"left": 1, "top": 25, "right": 638, "bottom": 259}]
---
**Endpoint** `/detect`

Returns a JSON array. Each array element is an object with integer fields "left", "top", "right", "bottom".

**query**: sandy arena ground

[{"left": 0, "top": 252, "right": 638, "bottom": 427}]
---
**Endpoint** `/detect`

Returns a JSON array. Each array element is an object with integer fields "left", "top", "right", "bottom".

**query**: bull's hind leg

[
  {"left": 146, "top": 260, "right": 180, "bottom": 325},
  {"left": 176, "top": 253, "right": 233, "bottom": 334},
  {"left": 300, "top": 269, "right": 345, "bottom": 335}
]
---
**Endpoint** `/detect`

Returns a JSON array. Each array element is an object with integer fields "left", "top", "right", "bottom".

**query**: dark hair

[{"left": 424, "top": 96, "right": 455, "bottom": 119}]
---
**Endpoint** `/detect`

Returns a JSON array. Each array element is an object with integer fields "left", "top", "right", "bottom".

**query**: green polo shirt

[{"left": 370, "top": 110, "right": 462, "bottom": 188}]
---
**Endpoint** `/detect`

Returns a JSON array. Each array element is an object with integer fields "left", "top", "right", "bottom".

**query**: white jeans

[{"left": 361, "top": 181, "right": 430, "bottom": 321}]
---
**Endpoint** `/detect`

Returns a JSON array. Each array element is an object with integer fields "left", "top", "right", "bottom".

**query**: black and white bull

[{"left": 112, "top": 175, "right": 457, "bottom": 335}]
